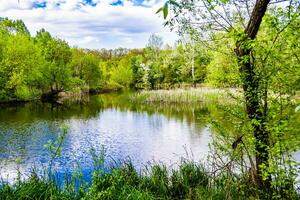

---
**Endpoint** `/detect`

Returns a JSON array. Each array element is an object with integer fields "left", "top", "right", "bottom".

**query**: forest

[
  {"left": 1, "top": 12, "right": 299, "bottom": 102},
  {"left": 0, "top": 0, "right": 300, "bottom": 199},
  {"left": 0, "top": 17, "right": 242, "bottom": 103}
]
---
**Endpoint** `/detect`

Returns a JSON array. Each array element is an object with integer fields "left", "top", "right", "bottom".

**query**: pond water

[
  {"left": 0, "top": 93, "right": 216, "bottom": 183},
  {"left": 0, "top": 92, "right": 299, "bottom": 184}
]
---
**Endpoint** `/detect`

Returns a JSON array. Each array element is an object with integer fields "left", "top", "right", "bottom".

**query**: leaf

[
  {"left": 156, "top": 7, "right": 163, "bottom": 14},
  {"left": 295, "top": 105, "right": 300, "bottom": 112},
  {"left": 169, "top": 0, "right": 180, "bottom": 7},
  {"left": 163, "top": 3, "right": 169, "bottom": 19}
]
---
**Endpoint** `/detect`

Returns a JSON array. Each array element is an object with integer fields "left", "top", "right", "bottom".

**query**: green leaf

[
  {"left": 295, "top": 105, "right": 300, "bottom": 112},
  {"left": 169, "top": 0, "right": 180, "bottom": 7},
  {"left": 156, "top": 7, "right": 163, "bottom": 14},
  {"left": 163, "top": 3, "right": 169, "bottom": 19}
]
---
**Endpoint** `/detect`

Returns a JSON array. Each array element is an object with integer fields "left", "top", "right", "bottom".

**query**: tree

[
  {"left": 131, "top": 55, "right": 147, "bottom": 89},
  {"left": 35, "top": 29, "right": 72, "bottom": 96},
  {"left": 179, "top": 35, "right": 196, "bottom": 86},
  {"left": 147, "top": 33, "right": 163, "bottom": 50},
  {"left": 205, "top": 36, "right": 240, "bottom": 87},
  {"left": 159, "top": 0, "right": 300, "bottom": 193},
  {"left": 0, "top": 18, "right": 30, "bottom": 36},
  {"left": 0, "top": 19, "right": 44, "bottom": 101},
  {"left": 177, "top": 39, "right": 210, "bottom": 85},
  {"left": 70, "top": 48, "right": 102, "bottom": 90},
  {"left": 109, "top": 57, "right": 133, "bottom": 89},
  {"left": 146, "top": 34, "right": 163, "bottom": 61}
]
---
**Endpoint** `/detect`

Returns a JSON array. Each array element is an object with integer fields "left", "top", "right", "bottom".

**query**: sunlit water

[
  {"left": 0, "top": 93, "right": 212, "bottom": 183},
  {"left": 1, "top": 92, "right": 299, "bottom": 184}
]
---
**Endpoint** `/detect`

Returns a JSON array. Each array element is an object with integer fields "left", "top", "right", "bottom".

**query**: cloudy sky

[{"left": 0, "top": 0, "right": 178, "bottom": 49}]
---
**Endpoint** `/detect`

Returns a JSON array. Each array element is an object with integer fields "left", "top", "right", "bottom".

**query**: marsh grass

[
  {"left": 1, "top": 159, "right": 299, "bottom": 199},
  {"left": 0, "top": 161, "right": 236, "bottom": 200},
  {"left": 1, "top": 155, "right": 274, "bottom": 200},
  {"left": 130, "top": 88, "right": 241, "bottom": 104}
]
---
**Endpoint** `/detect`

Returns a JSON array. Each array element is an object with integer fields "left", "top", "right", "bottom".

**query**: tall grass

[
  {"left": 0, "top": 161, "right": 239, "bottom": 200},
  {"left": 130, "top": 88, "right": 241, "bottom": 104},
  {"left": 1, "top": 159, "right": 299, "bottom": 199}
]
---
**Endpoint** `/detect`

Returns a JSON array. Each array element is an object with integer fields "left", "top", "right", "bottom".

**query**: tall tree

[
  {"left": 35, "top": 29, "right": 72, "bottom": 95},
  {"left": 159, "top": 0, "right": 300, "bottom": 192}
]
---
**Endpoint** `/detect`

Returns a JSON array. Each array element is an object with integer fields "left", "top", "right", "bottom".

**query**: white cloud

[
  {"left": 0, "top": 0, "right": 177, "bottom": 49},
  {"left": 0, "top": 0, "right": 33, "bottom": 11}
]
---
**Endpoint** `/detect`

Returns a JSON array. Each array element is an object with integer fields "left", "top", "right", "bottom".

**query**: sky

[{"left": 0, "top": 0, "right": 178, "bottom": 49}]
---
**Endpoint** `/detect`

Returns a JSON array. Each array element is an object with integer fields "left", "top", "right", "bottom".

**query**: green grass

[
  {"left": 0, "top": 161, "right": 247, "bottom": 200},
  {"left": 1, "top": 160, "right": 299, "bottom": 199},
  {"left": 130, "top": 88, "right": 241, "bottom": 104},
  {"left": 0, "top": 174, "right": 74, "bottom": 200}
]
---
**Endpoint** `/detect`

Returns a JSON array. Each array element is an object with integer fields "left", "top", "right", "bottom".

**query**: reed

[{"left": 130, "top": 88, "right": 240, "bottom": 104}]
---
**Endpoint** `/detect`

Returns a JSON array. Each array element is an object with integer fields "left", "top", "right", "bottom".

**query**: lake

[
  {"left": 0, "top": 92, "right": 298, "bottom": 184},
  {"left": 0, "top": 92, "right": 217, "bottom": 183}
]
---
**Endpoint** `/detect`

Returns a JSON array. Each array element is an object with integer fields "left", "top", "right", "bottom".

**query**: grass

[
  {"left": 0, "top": 175, "right": 73, "bottom": 200},
  {"left": 2, "top": 160, "right": 298, "bottom": 200},
  {"left": 130, "top": 88, "right": 241, "bottom": 104},
  {"left": 0, "top": 157, "right": 300, "bottom": 200},
  {"left": 0, "top": 160, "right": 256, "bottom": 200}
]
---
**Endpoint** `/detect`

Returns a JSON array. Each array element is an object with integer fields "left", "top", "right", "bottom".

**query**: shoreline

[{"left": 0, "top": 88, "right": 120, "bottom": 105}]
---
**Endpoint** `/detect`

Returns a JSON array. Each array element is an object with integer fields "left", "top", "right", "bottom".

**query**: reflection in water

[{"left": 0, "top": 93, "right": 214, "bottom": 183}]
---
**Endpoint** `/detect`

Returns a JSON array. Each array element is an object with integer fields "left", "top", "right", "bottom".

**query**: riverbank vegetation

[
  {"left": 1, "top": 0, "right": 300, "bottom": 199},
  {"left": 1, "top": 158, "right": 299, "bottom": 200},
  {"left": 130, "top": 88, "right": 236, "bottom": 104},
  {"left": 0, "top": 17, "right": 240, "bottom": 103},
  {"left": 1, "top": 15, "right": 298, "bottom": 103}
]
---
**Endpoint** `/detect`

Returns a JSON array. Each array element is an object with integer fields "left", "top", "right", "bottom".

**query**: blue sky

[{"left": 0, "top": 0, "right": 177, "bottom": 49}]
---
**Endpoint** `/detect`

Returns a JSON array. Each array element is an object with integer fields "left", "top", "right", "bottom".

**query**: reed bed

[{"left": 130, "top": 88, "right": 241, "bottom": 104}]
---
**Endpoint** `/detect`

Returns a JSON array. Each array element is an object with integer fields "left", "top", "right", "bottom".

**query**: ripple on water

[{"left": 0, "top": 94, "right": 212, "bottom": 184}]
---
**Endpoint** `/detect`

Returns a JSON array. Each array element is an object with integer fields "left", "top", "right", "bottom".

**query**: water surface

[
  {"left": 0, "top": 93, "right": 213, "bottom": 183},
  {"left": 2, "top": 92, "right": 298, "bottom": 184}
]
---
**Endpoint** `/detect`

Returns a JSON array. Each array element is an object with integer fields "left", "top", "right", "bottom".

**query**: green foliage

[
  {"left": 3, "top": 157, "right": 295, "bottom": 199},
  {"left": 206, "top": 51, "right": 240, "bottom": 87},
  {"left": 0, "top": 18, "right": 240, "bottom": 102},
  {"left": 160, "top": 0, "right": 300, "bottom": 197},
  {"left": 0, "top": 20, "right": 103, "bottom": 101},
  {"left": 0, "top": 32, "right": 44, "bottom": 101},
  {"left": 35, "top": 29, "right": 73, "bottom": 93},
  {"left": 0, "top": 18, "right": 30, "bottom": 35},
  {"left": 70, "top": 48, "right": 102, "bottom": 90},
  {"left": 0, "top": 175, "right": 74, "bottom": 200},
  {"left": 109, "top": 58, "right": 133, "bottom": 89},
  {"left": 44, "top": 125, "right": 68, "bottom": 160}
]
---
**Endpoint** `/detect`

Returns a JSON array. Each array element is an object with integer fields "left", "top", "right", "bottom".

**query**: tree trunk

[{"left": 234, "top": 0, "right": 271, "bottom": 191}]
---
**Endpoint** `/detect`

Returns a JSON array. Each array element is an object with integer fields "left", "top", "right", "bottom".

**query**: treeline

[
  {"left": 0, "top": 18, "right": 102, "bottom": 102},
  {"left": 0, "top": 18, "right": 240, "bottom": 102},
  {"left": 1, "top": 17, "right": 298, "bottom": 102}
]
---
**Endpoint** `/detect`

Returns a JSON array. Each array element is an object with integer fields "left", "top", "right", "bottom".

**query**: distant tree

[
  {"left": 147, "top": 33, "right": 163, "bottom": 50},
  {"left": 109, "top": 58, "right": 133, "bottom": 89},
  {"left": 70, "top": 48, "right": 102, "bottom": 90},
  {"left": 0, "top": 18, "right": 30, "bottom": 35}
]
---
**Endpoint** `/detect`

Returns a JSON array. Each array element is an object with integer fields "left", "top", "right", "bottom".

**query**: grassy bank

[
  {"left": 0, "top": 162, "right": 250, "bottom": 200},
  {"left": 130, "top": 88, "right": 241, "bottom": 104},
  {"left": 1, "top": 160, "right": 299, "bottom": 200}
]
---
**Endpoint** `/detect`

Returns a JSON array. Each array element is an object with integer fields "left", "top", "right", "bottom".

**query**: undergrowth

[{"left": 2, "top": 160, "right": 298, "bottom": 200}]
